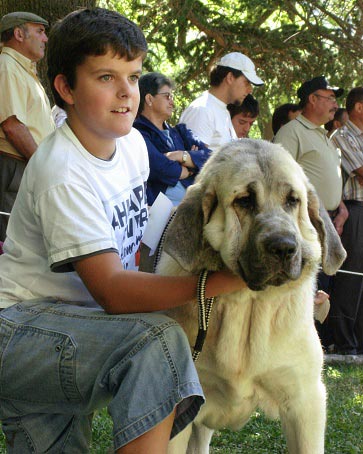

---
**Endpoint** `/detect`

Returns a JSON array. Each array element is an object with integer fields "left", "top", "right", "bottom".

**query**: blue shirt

[{"left": 134, "top": 115, "right": 212, "bottom": 204}]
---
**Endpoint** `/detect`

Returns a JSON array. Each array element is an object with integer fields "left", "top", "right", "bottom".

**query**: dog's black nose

[{"left": 266, "top": 235, "right": 297, "bottom": 260}]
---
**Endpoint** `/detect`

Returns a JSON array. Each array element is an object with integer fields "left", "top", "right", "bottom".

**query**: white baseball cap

[{"left": 216, "top": 52, "right": 264, "bottom": 86}]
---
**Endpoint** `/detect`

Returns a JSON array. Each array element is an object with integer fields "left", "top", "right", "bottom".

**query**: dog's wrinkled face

[
  {"left": 201, "top": 141, "right": 322, "bottom": 290},
  {"left": 163, "top": 139, "right": 346, "bottom": 291}
]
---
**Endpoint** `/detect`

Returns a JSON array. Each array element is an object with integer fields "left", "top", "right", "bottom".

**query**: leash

[
  {"left": 153, "top": 211, "right": 215, "bottom": 362},
  {"left": 3, "top": 208, "right": 363, "bottom": 277},
  {"left": 336, "top": 269, "right": 363, "bottom": 277},
  {"left": 192, "top": 270, "right": 215, "bottom": 361},
  {"left": 152, "top": 210, "right": 177, "bottom": 273}
]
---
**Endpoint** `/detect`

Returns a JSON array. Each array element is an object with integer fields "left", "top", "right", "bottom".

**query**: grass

[{"left": 0, "top": 363, "right": 362, "bottom": 453}]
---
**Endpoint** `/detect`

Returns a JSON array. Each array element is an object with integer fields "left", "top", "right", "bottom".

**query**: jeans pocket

[{"left": 0, "top": 320, "right": 82, "bottom": 404}]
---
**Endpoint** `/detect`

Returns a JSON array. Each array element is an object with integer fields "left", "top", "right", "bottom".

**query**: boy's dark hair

[
  {"left": 210, "top": 65, "right": 243, "bottom": 87},
  {"left": 227, "top": 94, "right": 259, "bottom": 119},
  {"left": 346, "top": 87, "right": 363, "bottom": 114},
  {"left": 138, "top": 72, "right": 174, "bottom": 114},
  {"left": 47, "top": 7, "right": 148, "bottom": 109},
  {"left": 272, "top": 103, "right": 301, "bottom": 135}
]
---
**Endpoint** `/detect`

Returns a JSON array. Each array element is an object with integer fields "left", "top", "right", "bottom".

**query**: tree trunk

[{"left": 0, "top": 0, "right": 97, "bottom": 100}]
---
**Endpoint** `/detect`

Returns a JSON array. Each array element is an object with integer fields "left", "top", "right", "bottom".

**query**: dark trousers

[
  {"left": 315, "top": 209, "right": 338, "bottom": 348},
  {"left": 327, "top": 202, "right": 363, "bottom": 353},
  {"left": 315, "top": 271, "right": 334, "bottom": 347},
  {"left": 0, "top": 154, "right": 26, "bottom": 242}
]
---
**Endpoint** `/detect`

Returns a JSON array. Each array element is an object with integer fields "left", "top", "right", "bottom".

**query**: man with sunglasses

[{"left": 274, "top": 76, "right": 348, "bottom": 350}]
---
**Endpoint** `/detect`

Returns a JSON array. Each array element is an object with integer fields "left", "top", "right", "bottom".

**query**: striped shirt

[{"left": 332, "top": 120, "right": 363, "bottom": 202}]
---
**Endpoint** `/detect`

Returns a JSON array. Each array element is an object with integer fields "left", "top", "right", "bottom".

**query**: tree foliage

[
  {"left": 103, "top": 0, "right": 363, "bottom": 136},
  {"left": 1, "top": 0, "right": 362, "bottom": 135}
]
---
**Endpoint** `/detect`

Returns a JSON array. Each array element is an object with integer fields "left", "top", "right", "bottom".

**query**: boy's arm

[{"left": 74, "top": 251, "right": 246, "bottom": 314}]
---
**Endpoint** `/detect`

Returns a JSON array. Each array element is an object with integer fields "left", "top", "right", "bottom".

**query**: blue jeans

[{"left": 0, "top": 300, "right": 204, "bottom": 453}]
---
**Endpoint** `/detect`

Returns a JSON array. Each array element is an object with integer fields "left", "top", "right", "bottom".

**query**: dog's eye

[
  {"left": 234, "top": 194, "right": 255, "bottom": 210},
  {"left": 286, "top": 195, "right": 300, "bottom": 208}
]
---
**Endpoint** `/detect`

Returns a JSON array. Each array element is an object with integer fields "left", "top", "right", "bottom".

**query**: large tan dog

[{"left": 155, "top": 140, "right": 346, "bottom": 454}]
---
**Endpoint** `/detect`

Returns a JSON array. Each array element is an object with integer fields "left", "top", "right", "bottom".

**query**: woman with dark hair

[
  {"left": 271, "top": 103, "right": 302, "bottom": 136},
  {"left": 134, "top": 72, "right": 211, "bottom": 205}
]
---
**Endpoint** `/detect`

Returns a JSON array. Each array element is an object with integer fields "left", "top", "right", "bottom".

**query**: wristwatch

[{"left": 182, "top": 151, "right": 188, "bottom": 163}]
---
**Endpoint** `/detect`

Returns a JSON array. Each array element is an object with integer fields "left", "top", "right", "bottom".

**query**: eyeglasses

[
  {"left": 313, "top": 93, "right": 337, "bottom": 103},
  {"left": 155, "top": 92, "right": 174, "bottom": 101}
]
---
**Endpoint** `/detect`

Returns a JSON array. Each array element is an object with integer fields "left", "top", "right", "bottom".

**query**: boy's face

[
  {"left": 231, "top": 113, "right": 257, "bottom": 138},
  {"left": 65, "top": 50, "right": 142, "bottom": 158}
]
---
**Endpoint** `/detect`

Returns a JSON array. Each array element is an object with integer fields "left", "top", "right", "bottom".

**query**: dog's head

[{"left": 162, "top": 140, "right": 346, "bottom": 291}]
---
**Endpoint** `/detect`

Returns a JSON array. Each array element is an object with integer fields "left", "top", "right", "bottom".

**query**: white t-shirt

[
  {"left": 179, "top": 91, "right": 237, "bottom": 151},
  {"left": 0, "top": 123, "right": 149, "bottom": 307}
]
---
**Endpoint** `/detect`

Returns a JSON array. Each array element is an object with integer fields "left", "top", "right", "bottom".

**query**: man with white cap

[
  {"left": 179, "top": 52, "right": 264, "bottom": 150},
  {"left": 0, "top": 11, "right": 55, "bottom": 241}
]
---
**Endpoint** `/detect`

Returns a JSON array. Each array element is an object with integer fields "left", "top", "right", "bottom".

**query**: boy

[
  {"left": 227, "top": 94, "right": 259, "bottom": 138},
  {"left": 0, "top": 8, "right": 245, "bottom": 453}
]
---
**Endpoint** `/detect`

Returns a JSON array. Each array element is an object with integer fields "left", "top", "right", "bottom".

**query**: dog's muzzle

[{"left": 238, "top": 228, "right": 302, "bottom": 291}]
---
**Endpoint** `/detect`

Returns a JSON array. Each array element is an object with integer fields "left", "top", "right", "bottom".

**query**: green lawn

[{"left": 0, "top": 363, "right": 362, "bottom": 453}]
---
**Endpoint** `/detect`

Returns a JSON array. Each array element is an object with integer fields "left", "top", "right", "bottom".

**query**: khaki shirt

[
  {"left": 274, "top": 114, "right": 342, "bottom": 211},
  {"left": 0, "top": 47, "right": 55, "bottom": 158}
]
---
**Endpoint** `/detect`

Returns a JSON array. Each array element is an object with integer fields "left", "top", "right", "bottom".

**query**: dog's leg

[
  {"left": 168, "top": 423, "right": 193, "bottom": 454},
  {"left": 186, "top": 423, "right": 214, "bottom": 454},
  {"left": 280, "top": 382, "right": 326, "bottom": 454}
]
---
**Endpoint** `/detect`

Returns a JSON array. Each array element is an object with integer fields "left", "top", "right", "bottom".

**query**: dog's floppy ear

[
  {"left": 163, "top": 182, "right": 222, "bottom": 272},
  {"left": 307, "top": 187, "right": 346, "bottom": 274}
]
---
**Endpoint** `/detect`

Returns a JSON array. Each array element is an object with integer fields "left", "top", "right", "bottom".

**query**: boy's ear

[{"left": 53, "top": 74, "right": 75, "bottom": 106}]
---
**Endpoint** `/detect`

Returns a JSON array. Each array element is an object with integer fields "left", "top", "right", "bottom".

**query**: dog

[{"left": 153, "top": 139, "right": 346, "bottom": 454}]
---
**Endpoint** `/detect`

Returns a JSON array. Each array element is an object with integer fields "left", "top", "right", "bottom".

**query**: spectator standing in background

[
  {"left": 227, "top": 94, "right": 259, "bottom": 138},
  {"left": 328, "top": 87, "right": 363, "bottom": 355},
  {"left": 274, "top": 76, "right": 347, "bottom": 233},
  {"left": 134, "top": 72, "right": 212, "bottom": 206},
  {"left": 0, "top": 12, "right": 55, "bottom": 241},
  {"left": 273, "top": 75, "right": 349, "bottom": 349},
  {"left": 179, "top": 52, "right": 264, "bottom": 150}
]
